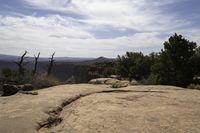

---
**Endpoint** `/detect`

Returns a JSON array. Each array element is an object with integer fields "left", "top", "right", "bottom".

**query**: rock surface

[
  {"left": 111, "top": 80, "right": 129, "bottom": 88},
  {"left": 130, "top": 79, "right": 139, "bottom": 85},
  {"left": 0, "top": 84, "right": 200, "bottom": 133},
  {"left": 17, "top": 84, "right": 34, "bottom": 91},
  {"left": 89, "top": 78, "right": 139, "bottom": 88},
  {"left": 89, "top": 78, "right": 111, "bottom": 84}
]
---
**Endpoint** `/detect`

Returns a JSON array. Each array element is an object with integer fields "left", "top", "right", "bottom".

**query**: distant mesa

[{"left": 92, "top": 56, "right": 115, "bottom": 62}]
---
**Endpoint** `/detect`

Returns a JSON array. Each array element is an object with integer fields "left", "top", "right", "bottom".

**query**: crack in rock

[{"left": 37, "top": 89, "right": 167, "bottom": 131}]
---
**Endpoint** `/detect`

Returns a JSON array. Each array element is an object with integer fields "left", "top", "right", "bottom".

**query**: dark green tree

[
  {"left": 117, "top": 52, "right": 151, "bottom": 81},
  {"left": 153, "top": 33, "right": 197, "bottom": 87},
  {"left": 192, "top": 46, "right": 200, "bottom": 75}
]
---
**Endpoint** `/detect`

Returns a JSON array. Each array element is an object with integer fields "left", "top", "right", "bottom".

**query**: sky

[{"left": 0, "top": 0, "right": 199, "bottom": 57}]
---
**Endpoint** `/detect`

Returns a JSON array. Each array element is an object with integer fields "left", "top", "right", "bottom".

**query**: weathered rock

[
  {"left": 89, "top": 78, "right": 130, "bottom": 87},
  {"left": 111, "top": 81, "right": 129, "bottom": 88},
  {"left": 109, "top": 75, "right": 120, "bottom": 79},
  {"left": 130, "top": 79, "right": 139, "bottom": 86},
  {"left": 105, "top": 78, "right": 120, "bottom": 85},
  {"left": 89, "top": 78, "right": 111, "bottom": 84},
  {"left": 0, "top": 84, "right": 200, "bottom": 133},
  {"left": 19, "top": 91, "right": 38, "bottom": 95},
  {"left": 2, "top": 84, "right": 19, "bottom": 96}
]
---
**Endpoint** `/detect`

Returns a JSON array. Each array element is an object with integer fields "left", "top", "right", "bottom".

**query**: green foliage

[
  {"left": 152, "top": 33, "right": 197, "bottom": 87},
  {"left": 191, "top": 46, "right": 200, "bottom": 76},
  {"left": 117, "top": 52, "right": 151, "bottom": 81},
  {"left": 116, "top": 33, "right": 199, "bottom": 87}
]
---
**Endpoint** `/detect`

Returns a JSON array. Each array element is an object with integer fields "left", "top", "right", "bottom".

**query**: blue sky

[{"left": 0, "top": 0, "right": 199, "bottom": 57}]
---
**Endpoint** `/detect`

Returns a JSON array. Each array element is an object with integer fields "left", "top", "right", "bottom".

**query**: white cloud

[
  {"left": 0, "top": 0, "right": 199, "bottom": 57},
  {"left": 0, "top": 15, "right": 167, "bottom": 57},
  {"left": 22, "top": 0, "right": 189, "bottom": 32}
]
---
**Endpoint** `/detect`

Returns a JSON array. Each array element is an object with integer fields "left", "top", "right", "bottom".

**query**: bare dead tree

[
  {"left": 14, "top": 51, "right": 28, "bottom": 81},
  {"left": 47, "top": 52, "right": 55, "bottom": 76},
  {"left": 33, "top": 52, "right": 40, "bottom": 75}
]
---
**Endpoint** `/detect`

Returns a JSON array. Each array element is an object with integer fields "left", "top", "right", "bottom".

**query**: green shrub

[{"left": 31, "top": 74, "right": 60, "bottom": 89}]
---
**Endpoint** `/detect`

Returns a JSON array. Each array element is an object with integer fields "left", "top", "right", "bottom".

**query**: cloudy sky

[{"left": 0, "top": 0, "right": 199, "bottom": 57}]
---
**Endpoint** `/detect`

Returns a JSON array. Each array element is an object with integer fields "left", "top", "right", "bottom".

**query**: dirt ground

[{"left": 0, "top": 84, "right": 200, "bottom": 133}]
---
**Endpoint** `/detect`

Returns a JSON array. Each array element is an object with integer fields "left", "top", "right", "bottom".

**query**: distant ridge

[
  {"left": 93, "top": 56, "right": 115, "bottom": 62},
  {"left": 0, "top": 54, "right": 19, "bottom": 61},
  {"left": 0, "top": 54, "right": 115, "bottom": 82},
  {"left": 0, "top": 54, "right": 95, "bottom": 62}
]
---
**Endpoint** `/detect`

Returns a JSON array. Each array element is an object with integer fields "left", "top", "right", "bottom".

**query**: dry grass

[{"left": 31, "top": 74, "right": 60, "bottom": 89}]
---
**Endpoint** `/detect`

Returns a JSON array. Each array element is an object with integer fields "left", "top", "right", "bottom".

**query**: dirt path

[{"left": 0, "top": 85, "right": 200, "bottom": 133}]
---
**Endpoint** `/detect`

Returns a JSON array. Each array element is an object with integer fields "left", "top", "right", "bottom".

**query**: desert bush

[
  {"left": 188, "top": 84, "right": 200, "bottom": 90},
  {"left": 31, "top": 74, "right": 60, "bottom": 89}
]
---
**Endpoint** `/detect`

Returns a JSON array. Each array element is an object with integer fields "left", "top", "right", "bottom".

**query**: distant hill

[
  {"left": 0, "top": 54, "right": 115, "bottom": 82},
  {"left": 0, "top": 54, "right": 19, "bottom": 61},
  {"left": 0, "top": 54, "right": 94, "bottom": 62}
]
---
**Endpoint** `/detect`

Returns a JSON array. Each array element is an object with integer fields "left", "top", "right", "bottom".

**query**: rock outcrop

[
  {"left": 0, "top": 84, "right": 200, "bottom": 133},
  {"left": 1, "top": 84, "right": 35, "bottom": 96},
  {"left": 89, "top": 78, "right": 139, "bottom": 88},
  {"left": 89, "top": 78, "right": 111, "bottom": 84},
  {"left": 111, "top": 81, "right": 129, "bottom": 88},
  {"left": 2, "top": 84, "right": 19, "bottom": 96}
]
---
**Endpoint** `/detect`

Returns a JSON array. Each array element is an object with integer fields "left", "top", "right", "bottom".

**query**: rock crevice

[{"left": 37, "top": 89, "right": 167, "bottom": 131}]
